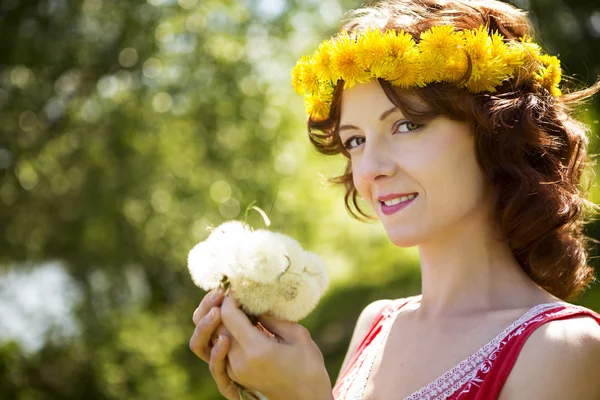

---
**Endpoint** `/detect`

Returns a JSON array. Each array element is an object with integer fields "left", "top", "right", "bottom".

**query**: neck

[{"left": 413, "top": 204, "right": 558, "bottom": 321}]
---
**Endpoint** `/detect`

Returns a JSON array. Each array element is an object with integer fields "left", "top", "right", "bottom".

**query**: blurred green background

[{"left": 1, "top": 0, "right": 599, "bottom": 398}]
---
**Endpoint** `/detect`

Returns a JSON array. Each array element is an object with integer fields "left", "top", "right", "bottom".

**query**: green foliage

[{"left": 0, "top": 0, "right": 599, "bottom": 399}]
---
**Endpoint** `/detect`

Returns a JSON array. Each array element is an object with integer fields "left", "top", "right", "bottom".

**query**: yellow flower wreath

[{"left": 291, "top": 25, "right": 562, "bottom": 122}]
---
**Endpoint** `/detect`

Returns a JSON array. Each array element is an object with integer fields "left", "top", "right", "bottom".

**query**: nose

[{"left": 354, "top": 136, "right": 397, "bottom": 183}]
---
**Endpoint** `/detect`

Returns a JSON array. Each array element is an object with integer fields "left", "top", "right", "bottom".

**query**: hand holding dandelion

[
  {"left": 187, "top": 214, "right": 331, "bottom": 399},
  {"left": 188, "top": 220, "right": 330, "bottom": 322}
]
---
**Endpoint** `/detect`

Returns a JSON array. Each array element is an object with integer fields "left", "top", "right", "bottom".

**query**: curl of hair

[{"left": 306, "top": 0, "right": 600, "bottom": 301}]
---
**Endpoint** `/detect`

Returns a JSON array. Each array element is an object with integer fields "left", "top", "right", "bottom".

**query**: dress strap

[
  {"left": 468, "top": 304, "right": 600, "bottom": 399},
  {"left": 333, "top": 296, "right": 420, "bottom": 400}
]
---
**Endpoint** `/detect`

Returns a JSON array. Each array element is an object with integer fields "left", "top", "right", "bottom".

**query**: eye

[
  {"left": 341, "top": 120, "right": 422, "bottom": 152},
  {"left": 342, "top": 136, "right": 365, "bottom": 151},
  {"left": 395, "top": 120, "right": 423, "bottom": 133}
]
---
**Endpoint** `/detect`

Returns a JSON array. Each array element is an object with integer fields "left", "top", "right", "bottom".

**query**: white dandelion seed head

[
  {"left": 229, "top": 277, "right": 276, "bottom": 316},
  {"left": 304, "top": 251, "right": 330, "bottom": 293},
  {"left": 188, "top": 220, "right": 253, "bottom": 291},
  {"left": 188, "top": 220, "right": 330, "bottom": 321},
  {"left": 206, "top": 220, "right": 252, "bottom": 243},
  {"left": 230, "top": 229, "right": 289, "bottom": 283},
  {"left": 254, "top": 233, "right": 330, "bottom": 321},
  {"left": 188, "top": 240, "right": 229, "bottom": 291}
]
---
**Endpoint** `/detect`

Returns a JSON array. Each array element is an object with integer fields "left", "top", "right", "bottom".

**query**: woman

[{"left": 190, "top": 0, "right": 600, "bottom": 399}]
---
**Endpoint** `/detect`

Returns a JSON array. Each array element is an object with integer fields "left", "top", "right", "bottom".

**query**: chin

[{"left": 384, "top": 228, "right": 425, "bottom": 247}]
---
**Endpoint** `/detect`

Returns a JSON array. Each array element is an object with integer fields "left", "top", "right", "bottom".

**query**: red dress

[{"left": 332, "top": 295, "right": 600, "bottom": 400}]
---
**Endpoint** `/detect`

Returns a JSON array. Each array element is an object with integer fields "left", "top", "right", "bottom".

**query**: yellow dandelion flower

[
  {"left": 463, "top": 74, "right": 495, "bottom": 93},
  {"left": 489, "top": 31, "right": 509, "bottom": 58},
  {"left": 419, "top": 52, "right": 445, "bottom": 83},
  {"left": 299, "top": 57, "right": 320, "bottom": 95},
  {"left": 419, "top": 25, "right": 463, "bottom": 60},
  {"left": 305, "top": 94, "right": 330, "bottom": 122},
  {"left": 504, "top": 42, "right": 526, "bottom": 69},
  {"left": 464, "top": 26, "right": 492, "bottom": 63},
  {"left": 356, "top": 28, "right": 388, "bottom": 77},
  {"left": 535, "top": 54, "right": 562, "bottom": 96},
  {"left": 442, "top": 53, "right": 469, "bottom": 82},
  {"left": 290, "top": 59, "right": 304, "bottom": 94},
  {"left": 388, "top": 54, "right": 424, "bottom": 88},
  {"left": 519, "top": 36, "right": 543, "bottom": 67},
  {"left": 520, "top": 36, "right": 542, "bottom": 56},
  {"left": 463, "top": 61, "right": 507, "bottom": 93},
  {"left": 330, "top": 31, "right": 370, "bottom": 89},
  {"left": 384, "top": 29, "right": 417, "bottom": 59},
  {"left": 318, "top": 80, "right": 335, "bottom": 100},
  {"left": 313, "top": 40, "right": 336, "bottom": 84}
]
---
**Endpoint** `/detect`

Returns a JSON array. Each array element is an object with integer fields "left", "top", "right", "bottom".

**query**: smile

[
  {"left": 382, "top": 193, "right": 417, "bottom": 206},
  {"left": 380, "top": 194, "right": 418, "bottom": 215}
]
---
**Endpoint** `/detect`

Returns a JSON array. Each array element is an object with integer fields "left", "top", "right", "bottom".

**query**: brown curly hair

[{"left": 306, "top": 0, "right": 600, "bottom": 301}]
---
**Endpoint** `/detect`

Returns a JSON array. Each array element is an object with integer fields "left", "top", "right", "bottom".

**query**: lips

[
  {"left": 378, "top": 193, "right": 418, "bottom": 216},
  {"left": 377, "top": 193, "right": 419, "bottom": 202}
]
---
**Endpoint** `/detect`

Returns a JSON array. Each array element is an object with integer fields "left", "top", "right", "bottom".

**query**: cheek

[
  {"left": 351, "top": 162, "right": 369, "bottom": 198},
  {"left": 424, "top": 139, "right": 487, "bottom": 216}
]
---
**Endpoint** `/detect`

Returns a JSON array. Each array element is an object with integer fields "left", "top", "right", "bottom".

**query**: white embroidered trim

[
  {"left": 335, "top": 299, "right": 574, "bottom": 400},
  {"left": 348, "top": 319, "right": 391, "bottom": 400},
  {"left": 334, "top": 297, "right": 418, "bottom": 400},
  {"left": 402, "top": 302, "right": 569, "bottom": 400}
]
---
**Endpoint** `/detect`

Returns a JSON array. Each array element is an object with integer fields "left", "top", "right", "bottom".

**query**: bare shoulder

[
  {"left": 499, "top": 314, "right": 600, "bottom": 400},
  {"left": 335, "top": 299, "right": 393, "bottom": 384}
]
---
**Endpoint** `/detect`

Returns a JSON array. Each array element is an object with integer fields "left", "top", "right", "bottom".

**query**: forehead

[
  {"left": 340, "top": 81, "right": 390, "bottom": 119},
  {"left": 339, "top": 80, "right": 424, "bottom": 124}
]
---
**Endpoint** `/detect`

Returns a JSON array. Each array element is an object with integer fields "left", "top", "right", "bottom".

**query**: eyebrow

[{"left": 339, "top": 106, "right": 401, "bottom": 132}]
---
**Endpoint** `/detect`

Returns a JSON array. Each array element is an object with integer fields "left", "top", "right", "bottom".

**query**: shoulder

[
  {"left": 499, "top": 312, "right": 600, "bottom": 400},
  {"left": 348, "top": 298, "right": 394, "bottom": 349},
  {"left": 357, "top": 298, "right": 394, "bottom": 327},
  {"left": 335, "top": 298, "right": 394, "bottom": 383}
]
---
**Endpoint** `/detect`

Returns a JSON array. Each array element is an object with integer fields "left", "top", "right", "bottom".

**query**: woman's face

[{"left": 338, "top": 80, "right": 492, "bottom": 246}]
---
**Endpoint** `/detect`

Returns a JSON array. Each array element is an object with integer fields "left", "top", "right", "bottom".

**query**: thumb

[{"left": 256, "top": 313, "right": 306, "bottom": 344}]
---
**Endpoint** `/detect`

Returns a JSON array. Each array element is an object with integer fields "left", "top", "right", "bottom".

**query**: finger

[
  {"left": 256, "top": 314, "right": 311, "bottom": 344},
  {"left": 209, "top": 335, "right": 240, "bottom": 400},
  {"left": 220, "top": 294, "right": 265, "bottom": 349},
  {"left": 213, "top": 324, "right": 232, "bottom": 345},
  {"left": 189, "top": 307, "right": 222, "bottom": 363},
  {"left": 193, "top": 287, "right": 225, "bottom": 325}
]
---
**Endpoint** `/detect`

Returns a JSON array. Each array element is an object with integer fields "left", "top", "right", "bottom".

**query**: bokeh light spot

[
  {"left": 152, "top": 92, "right": 173, "bottom": 113},
  {"left": 44, "top": 98, "right": 66, "bottom": 121},
  {"left": 10, "top": 65, "right": 34, "bottom": 89},
  {"left": 219, "top": 198, "right": 240, "bottom": 219},
  {"left": 19, "top": 110, "right": 38, "bottom": 132},
  {"left": 256, "top": 0, "right": 287, "bottom": 20},
  {"left": 119, "top": 47, "right": 139, "bottom": 68},
  {"left": 186, "top": 13, "right": 206, "bottom": 32},
  {"left": 274, "top": 152, "right": 297, "bottom": 176},
  {"left": 97, "top": 75, "right": 120, "bottom": 98},
  {"left": 155, "top": 22, "right": 175, "bottom": 43},
  {"left": 178, "top": 0, "right": 198, "bottom": 10},
  {"left": 16, "top": 161, "right": 38, "bottom": 191},
  {"left": 123, "top": 198, "right": 150, "bottom": 224},
  {"left": 210, "top": 180, "right": 232, "bottom": 203},
  {"left": 143, "top": 58, "right": 162, "bottom": 78},
  {"left": 55, "top": 70, "right": 81, "bottom": 96},
  {"left": 151, "top": 189, "right": 173, "bottom": 213}
]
